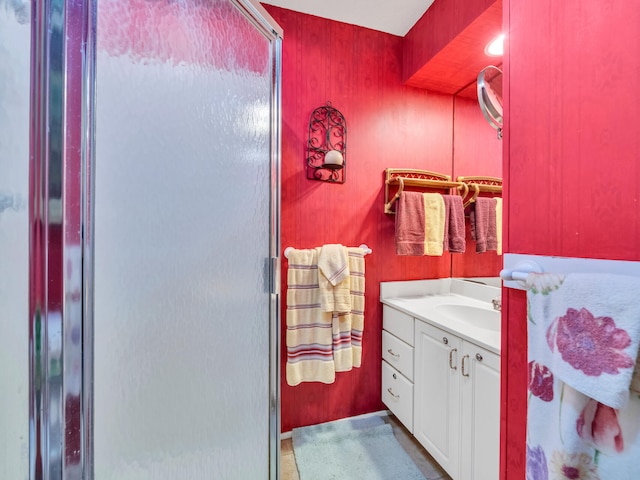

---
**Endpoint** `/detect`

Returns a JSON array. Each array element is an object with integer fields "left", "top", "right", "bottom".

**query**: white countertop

[{"left": 380, "top": 279, "right": 502, "bottom": 354}]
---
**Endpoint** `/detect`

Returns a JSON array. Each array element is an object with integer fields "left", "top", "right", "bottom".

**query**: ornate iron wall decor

[{"left": 306, "top": 102, "right": 346, "bottom": 183}]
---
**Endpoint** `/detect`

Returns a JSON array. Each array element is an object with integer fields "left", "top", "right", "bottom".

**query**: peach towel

[{"left": 423, "top": 193, "right": 445, "bottom": 256}]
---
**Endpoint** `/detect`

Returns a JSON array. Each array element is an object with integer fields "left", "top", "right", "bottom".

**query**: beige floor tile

[{"left": 280, "top": 437, "right": 300, "bottom": 480}]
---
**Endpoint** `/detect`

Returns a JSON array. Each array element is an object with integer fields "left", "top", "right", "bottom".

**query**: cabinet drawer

[
  {"left": 383, "top": 305, "right": 414, "bottom": 346},
  {"left": 382, "top": 330, "right": 414, "bottom": 381},
  {"left": 381, "top": 361, "right": 413, "bottom": 433}
]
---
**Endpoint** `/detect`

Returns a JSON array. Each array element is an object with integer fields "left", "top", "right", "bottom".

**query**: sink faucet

[{"left": 491, "top": 296, "right": 502, "bottom": 311}]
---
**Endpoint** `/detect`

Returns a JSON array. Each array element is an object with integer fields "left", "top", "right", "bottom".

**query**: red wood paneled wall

[
  {"left": 265, "top": 5, "right": 502, "bottom": 432},
  {"left": 403, "top": 0, "right": 496, "bottom": 85},
  {"left": 502, "top": 1, "right": 640, "bottom": 478},
  {"left": 452, "top": 96, "right": 502, "bottom": 277}
]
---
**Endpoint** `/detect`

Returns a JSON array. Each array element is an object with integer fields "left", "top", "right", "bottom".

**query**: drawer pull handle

[
  {"left": 449, "top": 348, "right": 457, "bottom": 370},
  {"left": 462, "top": 355, "right": 470, "bottom": 377},
  {"left": 476, "top": 353, "right": 483, "bottom": 362},
  {"left": 442, "top": 337, "right": 449, "bottom": 345},
  {"left": 387, "top": 348, "right": 400, "bottom": 358},
  {"left": 387, "top": 387, "right": 400, "bottom": 399}
]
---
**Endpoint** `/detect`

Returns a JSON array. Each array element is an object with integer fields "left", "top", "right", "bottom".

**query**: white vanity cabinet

[
  {"left": 413, "top": 320, "right": 462, "bottom": 479},
  {"left": 413, "top": 320, "right": 500, "bottom": 480},
  {"left": 381, "top": 305, "right": 414, "bottom": 432},
  {"left": 381, "top": 296, "right": 500, "bottom": 480},
  {"left": 459, "top": 340, "right": 500, "bottom": 480}
]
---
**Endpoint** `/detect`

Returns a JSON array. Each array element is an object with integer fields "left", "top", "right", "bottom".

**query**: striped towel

[
  {"left": 286, "top": 247, "right": 367, "bottom": 385},
  {"left": 347, "top": 247, "right": 366, "bottom": 368},
  {"left": 286, "top": 248, "right": 335, "bottom": 386},
  {"left": 331, "top": 247, "right": 367, "bottom": 372},
  {"left": 318, "top": 244, "right": 351, "bottom": 313}
]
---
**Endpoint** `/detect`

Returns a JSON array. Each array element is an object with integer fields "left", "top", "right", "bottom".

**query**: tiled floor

[{"left": 280, "top": 413, "right": 452, "bottom": 480}]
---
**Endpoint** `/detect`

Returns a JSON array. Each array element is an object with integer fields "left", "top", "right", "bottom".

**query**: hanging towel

[
  {"left": 472, "top": 197, "right": 497, "bottom": 253},
  {"left": 285, "top": 248, "right": 335, "bottom": 386},
  {"left": 524, "top": 272, "right": 640, "bottom": 408},
  {"left": 423, "top": 193, "right": 445, "bottom": 256},
  {"left": 331, "top": 311, "right": 353, "bottom": 372},
  {"left": 495, "top": 198, "right": 503, "bottom": 256},
  {"left": 347, "top": 247, "right": 366, "bottom": 368},
  {"left": 329, "top": 247, "right": 366, "bottom": 371},
  {"left": 318, "top": 244, "right": 351, "bottom": 313},
  {"left": 395, "top": 191, "right": 425, "bottom": 256},
  {"left": 524, "top": 272, "right": 640, "bottom": 479},
  {"left": 443, "top": 194, "right": 466, "bottom": 253}
]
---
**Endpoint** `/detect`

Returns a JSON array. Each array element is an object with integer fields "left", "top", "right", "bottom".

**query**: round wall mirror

[{"left": 477, "top": 65, "right": 503, "bottom": 139}]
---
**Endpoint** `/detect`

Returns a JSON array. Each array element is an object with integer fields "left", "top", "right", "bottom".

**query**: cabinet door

[
  {"left": 460, "top": 342, "right": 500, "bottom": 480},
  {"left": 414, "top": 321, "right": 461, "bottom": 479}
]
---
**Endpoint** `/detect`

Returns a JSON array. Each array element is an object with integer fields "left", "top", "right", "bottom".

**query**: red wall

[
  {"left": 452, "top": 96, "right": 502, "bottom": 277},
  {"left": 502, "top": 0, "right": 640, "bottom": 478},
  {"left": 265, "top": 5, "right": 502, "bottom": 432},
  {"left": 403, "top": 0, "right": 496, "bottom": 85}
]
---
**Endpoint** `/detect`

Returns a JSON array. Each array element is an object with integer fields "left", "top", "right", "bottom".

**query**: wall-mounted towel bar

[
  {"left": 284, "top": 244, "right": 372, "bottom": 259},
  {"left": 501, "top": 253, "right": 640, "bottom": 290},
  {"left": 500, "top": 258, "right": 543, "bottom": 282},
  {"left": 384, "top": 168, "right": 468, "bottom": 214}
]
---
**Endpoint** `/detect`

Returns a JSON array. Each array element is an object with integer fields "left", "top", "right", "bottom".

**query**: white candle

[{"left": 324, "top": 149, "right": 344, "bottom": 165}]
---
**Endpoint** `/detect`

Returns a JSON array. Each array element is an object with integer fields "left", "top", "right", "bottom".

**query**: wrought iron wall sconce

[{"left": 306, "top": 102, "right": 346, "bottom": 183}]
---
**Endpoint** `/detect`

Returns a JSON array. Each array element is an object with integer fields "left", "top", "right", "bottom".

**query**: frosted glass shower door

[
  {"left": 92, "top": 1, "right": 280, "bottom": 478},
  {"left": 0, "top": 5, "right": 30, "bottom": 480}
]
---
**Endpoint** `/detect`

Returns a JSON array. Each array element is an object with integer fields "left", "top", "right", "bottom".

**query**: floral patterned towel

[
  {"left": 525, "top": 273, "right": 640, "bottom": 408},
  {"left": 526, "top": 380, "right": 640, "bottom": 480},
  {"left": 526, "top": 273, "right": 640, "bottom": 480}
]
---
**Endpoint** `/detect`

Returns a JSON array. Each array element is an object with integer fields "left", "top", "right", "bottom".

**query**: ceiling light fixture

[{"left": 485, "top": 34, "right": 504, "bottom": 57}]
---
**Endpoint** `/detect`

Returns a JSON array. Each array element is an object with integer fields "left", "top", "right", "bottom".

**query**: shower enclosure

[
  {"left": 1, "top": 0, "right": 282, "bottom": 478},
  {"left": 0, "top": 2, "right": 31, "bottom": 479}
]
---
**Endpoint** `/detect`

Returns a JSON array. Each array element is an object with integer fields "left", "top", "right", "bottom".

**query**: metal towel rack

[{"left": 284, "top": 244, "right": 372, "bottom": 259}]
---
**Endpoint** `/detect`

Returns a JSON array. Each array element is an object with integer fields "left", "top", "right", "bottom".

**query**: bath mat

[{"left": 292, "top": 416, "right": 426, "bottom": 480}]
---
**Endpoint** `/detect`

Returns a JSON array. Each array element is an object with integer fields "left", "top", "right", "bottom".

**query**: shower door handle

[{"left": 269, "top": 256, "right": 279, "bottom": 295}]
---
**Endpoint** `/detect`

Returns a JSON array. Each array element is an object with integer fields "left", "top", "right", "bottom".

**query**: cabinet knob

[
  {"left": 476, "top": 353, "right": 483, "bottom": 362},
  {"left": 442, "top": 337, "right": 449, "bottom": 345},
  {"left": 392, "top": 372, "right": 397, "bottom": 379}
]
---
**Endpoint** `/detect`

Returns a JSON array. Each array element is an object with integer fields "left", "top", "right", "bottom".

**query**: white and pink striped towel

[{"left": 285, "top": 246, "right": 366, "bottom": 386}]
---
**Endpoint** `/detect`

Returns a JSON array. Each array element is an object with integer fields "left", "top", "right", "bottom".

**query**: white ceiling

[{"left": 260, "top": 0, "right": 436, "bottom": 36}]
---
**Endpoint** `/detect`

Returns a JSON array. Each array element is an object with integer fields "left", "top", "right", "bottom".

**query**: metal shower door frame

[{"left": 29, "top": 1, "right": 282, "bottom": 478}]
